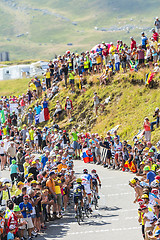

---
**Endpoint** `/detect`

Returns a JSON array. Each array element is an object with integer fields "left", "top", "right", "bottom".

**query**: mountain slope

[{"left": 0, "top": 0, "right": 159, "bottom": 60}]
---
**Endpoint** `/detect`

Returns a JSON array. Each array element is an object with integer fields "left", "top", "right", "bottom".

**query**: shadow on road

[
  {"left": 98, "top": 206, "right": 122, "bottom": 211},
  {"left": 37, "top": 205, "right": 121, "bottom": 239}
]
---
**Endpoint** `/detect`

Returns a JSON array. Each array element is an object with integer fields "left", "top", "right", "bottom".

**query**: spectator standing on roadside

[
  {"left": 11, "top": 110, "right": 17, "bottom": 126},
  {"left": 65, "top": 96, "right": 73, "bottom": 120},
  {"left": 143, "top": 117, "right": 151, "bottom": 142},
  {"left": 130, "top": 37, "right": 137, "bottom": 51},
  {"left": 71, "top": 127, "right": 80, "bottom": 159},
  {"left": 141, "top": 32, "right": 148, "bottom": 50},
  {"left": 34, "top": 76, "right": 42, "bottom": 98},
  {"left": 155, "top": 17, "right": 160, "bottom": 34},
  {"left": 152, "top": 28, "right": 159, "bottom": 42},
  {"left": 45, "top": 68, "right": 51, "bottom": 89}
]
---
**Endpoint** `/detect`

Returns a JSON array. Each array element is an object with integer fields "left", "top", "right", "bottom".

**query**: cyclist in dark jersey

[
  {"left": 91, "top": 169, "right": 101, "bottom": 199},
  {"left": 73, "top": 178, "right": 86, "bottom": 218}
]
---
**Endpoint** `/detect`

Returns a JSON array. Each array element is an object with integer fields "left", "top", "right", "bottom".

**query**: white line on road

[
  {"left": 67, "top": 226, "right": 141, "bottom": 235},
  {"left": 107, "top": 192, "right": 132, "bottom": 197}
]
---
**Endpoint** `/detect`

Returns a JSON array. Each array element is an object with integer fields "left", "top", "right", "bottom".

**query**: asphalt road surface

[{"left": 1, "top": 160, "right": 142, "bottom": 240}]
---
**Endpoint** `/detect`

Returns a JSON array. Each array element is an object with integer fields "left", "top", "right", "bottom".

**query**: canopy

[{"left": 91, "top": 43, "right": 111, "bottom": 53}]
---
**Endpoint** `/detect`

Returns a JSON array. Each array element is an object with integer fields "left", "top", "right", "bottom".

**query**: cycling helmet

[
  {"left": 151, "top": 181, "right": 159, "bottom": 188},
  {"left": 91, "top": 169, "right": 96, "bottom": 173},
  {"left": 157, "top": 141, "right": 160, "bottom": 147},
  {"left": 155, "top": 176, "right": 160, "bottom": 181},
  {"left": 76, "top": 178, "right": 82, "bottom": 183},
  {"left": 83, "top": 169, "right": 88, "bottom": 174},
  {"left": 141, "top": 194, "right": 149, "bottom": 199},
  {"left": 0, "top": 206, "right": 5, "bottom": 214},
  {"left": 151, "top": 188, "right": 158, "bottom": 195}
]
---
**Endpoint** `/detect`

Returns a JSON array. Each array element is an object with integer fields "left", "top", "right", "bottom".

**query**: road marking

[
  {"left": 67, "top": 226, "right": 141, "bottom": 235},
  {"left": 107, "top": 192, "right": 132, "bottom": 197}
]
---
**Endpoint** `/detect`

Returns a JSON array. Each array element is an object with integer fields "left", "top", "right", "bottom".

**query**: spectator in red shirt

[
  {"left": 7, "top": 205, "right": 26, "bottom": 238},
  {"left": 130, "top": 37, "right": 137, "bottom": 51},
  {"left": 102, "top": 46, "right": 109, "bottom": 65},
  {"left": 152, "top": 28, "right": 159, "bottom": 42}
]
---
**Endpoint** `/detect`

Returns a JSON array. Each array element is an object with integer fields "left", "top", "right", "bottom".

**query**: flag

[
  {"left": 39, "top": 108, "right": 50, "bottom": 123},
  {"left": 129, "top": 60, "right": 138, "bottom": 71},
  {"left": 124, "top": 160, "right": 137, "bottom": 173},
  {"left": 145, "top": 72, "right": 155, "bottom": 85},
  {"left": 109, "top": 125, "right": 120, "bottom": 135},
  {"left": 0, "top": 110, "right": 5, "bottom": 124},
  {"left": 82, "top": 149, "right": 93, "bottom": 163}
]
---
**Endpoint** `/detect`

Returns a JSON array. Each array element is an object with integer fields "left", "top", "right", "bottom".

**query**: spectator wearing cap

[
  {"left": 62, "top": 130, "right": 70, "bottom": 147},
  {"left": 19, "top": 195, "right": 34, "bottom": 240},
  {"left": 15, "top": 181, "right": 24, "bottom": 197},
  {"left": 129, "top": 179, "right": 143, "bottom": 203},
  {"left": 141, "top": 32, "right": 148, "bottom": 50},
  {"left": 28, "top": 161, "right": 39, "bottom": 180},
  {"left": 7, "top": 224, "right": 16, "bottom": 240},
  {"left": 152, "top": 28, "right": 159, "bottom": 42},
  {"left": 7, "top": 205, "right": 25, "bottom": 238},
  {"left": 9, "top": 160, "right": 19, "bottom": 186},
  {"left": 143, "top": 165, "right": 156, "bottom": 185},
  {"left": 154, "top": 229, "right": 160, "bottom": 239},
  {"left": 141, "top": 204, "right": 154, "bottom": 240},
  {"left": 151, "top": 108, "right": 160, "bottom": 132},
  {"left": 109, "top": 42, "right": 116, "bottom": 64},
  {"left": 41, "top": 150, "right": 50, "bottom": 168},
  {"left": 33, "top": 76, "right": 42, "bottom": 98},
  {"left": 10, "top": 110, "right": 17, "bottom": 126},
  {"left": 46, "top": 171, "right": 57, "bottom": 219}
]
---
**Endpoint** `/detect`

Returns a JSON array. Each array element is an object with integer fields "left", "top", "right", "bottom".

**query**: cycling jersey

[
  {"left": 73, "top": 183, "right": 84, "bottom": 197},
  {"left": 114, "top": 142, "right": 122, "bottom": 153},
  {"left": 81, "top": 173, "right": 92, "bottom": 194},
  {"left": 91, "top": 173, "right": 99, "bottom": 186}
]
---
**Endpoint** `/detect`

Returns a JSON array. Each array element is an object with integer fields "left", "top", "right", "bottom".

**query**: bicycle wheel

[
  {"left": 95, "top": 198, "right": 98, "bottom": 209},
  {"left": 85, "top": 206, "right": 90, "bottom": 218},
  {"left": 77, "top": 207, "right": 81, "bottom": 225}
]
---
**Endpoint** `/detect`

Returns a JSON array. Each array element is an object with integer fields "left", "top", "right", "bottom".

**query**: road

[{"left": 1, "top": 160, "right": 142, "bottom": 240}]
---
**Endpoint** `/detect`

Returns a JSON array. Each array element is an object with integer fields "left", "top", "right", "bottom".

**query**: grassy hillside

[
  {"left": 45, "top": 71, "right": 160, "bottom": 144},
  {"left": 0, "top": 0, "right": 159, "bottom": 60},
  {"left": 2, "top": 70, "right": 160, "bottom": 144}
]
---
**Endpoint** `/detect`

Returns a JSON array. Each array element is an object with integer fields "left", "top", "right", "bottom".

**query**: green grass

[
  {"left": 0, "top": 0, "right": 159, "bottom": 60},
  {"left": 1, "top": 69, "right": 160, "bottom": 144},
  {"left": 0, "top": 78, "right": 30, "bottom": 96},
  {"left": 45, "top": 70, "right": 160, "bottom": 144}
]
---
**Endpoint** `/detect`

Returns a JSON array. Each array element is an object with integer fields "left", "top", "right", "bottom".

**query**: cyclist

[
  {"left": 91, "top": 169, "right": 101, "bottom": 199},
  {"left": 73, "top": 178, "right": 86, "bottom": 218},
  {"left": 81, "top": 169, "right": 93, "bottom": 211}
]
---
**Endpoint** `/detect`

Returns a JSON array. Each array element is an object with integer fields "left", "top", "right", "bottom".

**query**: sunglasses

[{"left": 24, "top": 198, "right": 28, "bottom": 200}]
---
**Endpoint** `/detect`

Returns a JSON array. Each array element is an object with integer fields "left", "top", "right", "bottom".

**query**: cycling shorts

[
  {"left": 83, "top": 185, "right": 91, "bottom": 195},
  {"left": 74, "top": 195, "right": 82, "bottom": 204}
]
